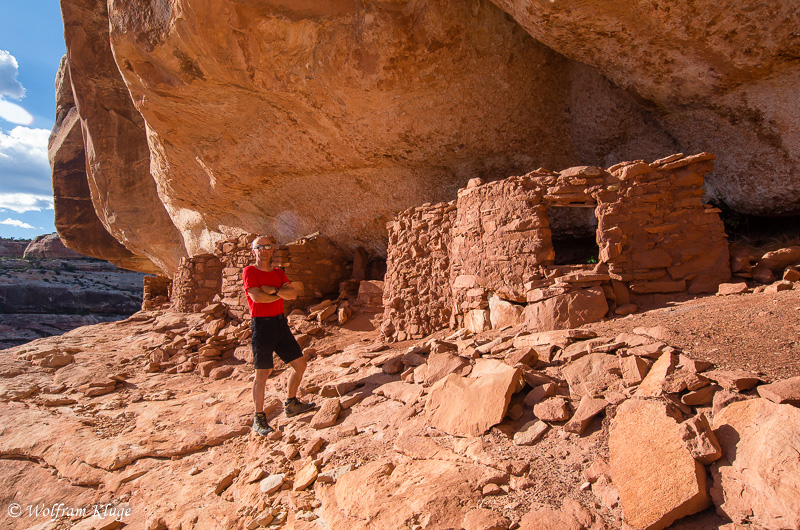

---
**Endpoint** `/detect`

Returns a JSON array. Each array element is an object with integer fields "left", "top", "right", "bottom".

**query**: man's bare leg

[
  {"left": 253, "top": 368, "right": 273, "bottom": 413},
  {"left": 286, "top": 357, "right": 307, "bottom": 400}
]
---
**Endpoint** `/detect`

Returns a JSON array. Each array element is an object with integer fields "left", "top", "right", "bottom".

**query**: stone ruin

[
  {"left": 143, "top": 152, "right": 731, "bottom": 341},
  {"left": 382, "top": 153, "right": 731, "bottom": 341}
]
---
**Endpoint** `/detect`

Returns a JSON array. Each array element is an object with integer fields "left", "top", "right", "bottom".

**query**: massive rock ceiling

[{"left": 52, "top": 0, "right": 800, "bottom": 274}]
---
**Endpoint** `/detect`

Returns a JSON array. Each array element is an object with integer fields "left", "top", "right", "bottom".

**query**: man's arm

[
  {"left": 246, "top": 282, "right": 296, "bottom": 303},
  {"left": 276, "top": 282, "right": 297, "bottom": 300},
  {"left": 246, "top": 286, "right": 280, "bottom": 304}
]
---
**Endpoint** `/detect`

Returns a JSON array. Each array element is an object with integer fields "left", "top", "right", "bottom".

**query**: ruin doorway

[{"left": 547, "top": 206, "right": 600, "bottom": 265}]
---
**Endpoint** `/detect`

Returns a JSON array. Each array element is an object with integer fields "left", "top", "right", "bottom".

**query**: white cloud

[
  {"left": 0, "top": 193, "right": 53, "bottom": 213},
  {"left": 0, "top": 126, "right": 52, "bottom": 199},
  {"left": 0, "top": 217, "right": 36, "bottom": 229},
  {"left": 0, "top": 99, "right": 34, "bottom": 125},
  {"left": 0, "top": 50, "right": 25, "bottom": 99}
]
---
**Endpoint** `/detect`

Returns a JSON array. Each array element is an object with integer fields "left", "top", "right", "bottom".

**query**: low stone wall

[
  {"left": 382, "top": 153, "right": 731, "bottom": 340},
  {"left": 168, "top": 233, "right": 351, "bottom": 321}
]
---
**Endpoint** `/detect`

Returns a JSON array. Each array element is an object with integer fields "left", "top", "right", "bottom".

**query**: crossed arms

[{"left": 246, "top": 282, "right": 297, "bottom": 304}]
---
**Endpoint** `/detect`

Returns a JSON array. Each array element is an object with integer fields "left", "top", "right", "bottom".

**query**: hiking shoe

[
  {"left": 252, "top": 412, "right": 273, "bottom": 436},
  {"left": 284, "top": 397, "right": 316, "bottom": 418}
]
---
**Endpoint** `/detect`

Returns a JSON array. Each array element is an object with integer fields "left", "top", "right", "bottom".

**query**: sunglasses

[{"left": 253, "top": 244, "right": 273, "bottom": 250}]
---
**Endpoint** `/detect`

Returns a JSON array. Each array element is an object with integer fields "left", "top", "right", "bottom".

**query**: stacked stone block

[
  {"left": 170, "top": 254, "right": 224, "bottom": 313},
  {"left": 382, "top": 153, "right": 731, "bottom": 340},
  {"left": 382, "top": 202, "right": 456, "bottom": 341},
  {"left": 598, "top": 153, "right": 730, "bottom": 303}
]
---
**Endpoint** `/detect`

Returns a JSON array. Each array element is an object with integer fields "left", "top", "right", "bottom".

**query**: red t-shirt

[{"left": 242, "top": 265, "right": 290, "bottom": 317}]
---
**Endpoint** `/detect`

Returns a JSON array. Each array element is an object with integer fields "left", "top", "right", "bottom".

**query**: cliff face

[
  {"left": 491, "top": 0, "right": 800, "bottom": 216},
  {"left": 52, "top": 0, "right": 800, "bottom": 274}
]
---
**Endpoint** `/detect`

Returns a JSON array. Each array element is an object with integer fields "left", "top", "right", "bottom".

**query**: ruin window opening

[{"left": 547, "top": 205, "right": 599, "bottom": 266}]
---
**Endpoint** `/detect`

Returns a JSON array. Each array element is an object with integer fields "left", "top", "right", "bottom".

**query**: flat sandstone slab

[{"left": 610, "top": 399, "right": 710, "bottom": 530}]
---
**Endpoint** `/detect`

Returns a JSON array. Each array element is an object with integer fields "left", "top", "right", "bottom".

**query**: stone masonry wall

[
  {"left": 168, "top": 233, "right": 350, "bottom": 321},
  {"left": 216, "top": 233, "right": 350, "bottom": 321},
  {"left": 170, "top": 254, "right": 224, "bottom": 313},
  {"left": 382, "top": 202, "right": 456, "bottom": 341},
  {"left": 598, "top": 153, "right": 730, "bottom": 301},
  {"left": 382, "top": 153, "right": 731, "bottom": 340}
]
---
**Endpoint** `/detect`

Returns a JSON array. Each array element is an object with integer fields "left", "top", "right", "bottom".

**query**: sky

[{"left": 0, "top": 3, "right": 66, "bottom": 239}]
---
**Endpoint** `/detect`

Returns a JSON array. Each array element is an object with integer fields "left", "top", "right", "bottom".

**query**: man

[{"left": 243, "top": 236, "right": 315, "bottom": 436}]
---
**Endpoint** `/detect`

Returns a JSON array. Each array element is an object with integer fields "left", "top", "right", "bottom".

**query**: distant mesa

[{"left": 22, "top": 233, "right": 87, "bottom": 260}]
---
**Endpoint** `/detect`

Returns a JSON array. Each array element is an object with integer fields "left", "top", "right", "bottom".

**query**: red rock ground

[{"left": 0, "top": 286, "right": 798, "bottom": 529}]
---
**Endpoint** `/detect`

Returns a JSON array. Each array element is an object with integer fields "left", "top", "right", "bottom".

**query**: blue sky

[{"left": 0, "top": 3, "right": 66, "bottom": 239}]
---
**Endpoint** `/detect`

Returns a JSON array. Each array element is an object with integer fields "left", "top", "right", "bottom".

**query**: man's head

[{"left": 252, "top": 236, "right": 275, "bottom": 265}]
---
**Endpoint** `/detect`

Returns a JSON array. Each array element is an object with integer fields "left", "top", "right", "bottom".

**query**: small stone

[
  {"left": 757, "top": 376, "right": 800, "bottom": 406},
  {"left": 704, "top": 370, "right": 761, "bottom": 392},
  {"left": 310, "top": 399, "right": 341, "bottom": 429},
  {"left": 680, "top": 413, "right": 722, "bottom": 465},
  {"left": 481, "top": 483, "right": 502, "bottom": 496},
  {"left": 301, "top": 437, "right": 325, "bottom": 458},
  {"left": 513, "top": 420, "right": 549, "bottom": 446},
  {"left": 716, "top": 282, "right": 749, "bottom": 296},
  {"left": 523, "top": 383, "right": 556, "bottom": 406},
  {"left": 564, "top": 396, "right": 607, "bottom": 434},
  {"left": 259, "top": 474, "right": 285, "bottom": 495},
  {"left": 682, "top": 384, "right": 719, "bottom": 406},
  {"left": 208, "top": 365, "right": 234, "bottom": 380},
  {"left": 533, "top": 397, "right": 571, "bottom": 422},
  {"left": 215, "top": 469, "right": 239, "bottom": 495},
  {"left": 293, "top": 461, "right": 319, "bottom": 490}
]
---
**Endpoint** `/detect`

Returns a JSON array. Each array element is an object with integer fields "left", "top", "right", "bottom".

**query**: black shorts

[{"left": 250, "top": 315, "right": 303, "bottom": 370}]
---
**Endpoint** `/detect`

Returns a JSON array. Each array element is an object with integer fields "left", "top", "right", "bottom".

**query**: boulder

[
  {"left": 425, "top": 359, "right": 521, "bottom": 437},
  {"left": 610, "top": 399, "right": 710, "bottom": 530},
  {"left": 563, "top": 353, "right": 620, "bottom": 398},
  {"left": 523, "top": 287, "right": 609, "bottom": 332},
  {"left": 757, "top": 376, "right": 800, "bottom": 406},
  {"left": 711, "top": 399, "right": 800, "bottom": 529},
  {"left": 424, "top": 351, "right": 471, "bottom": 386},
  {"left": 488, "top": 293, "right": 524, "bottom": 329}
]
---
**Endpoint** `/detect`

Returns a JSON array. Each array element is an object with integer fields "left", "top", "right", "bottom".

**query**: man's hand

[{"left": 276, "top": 283, "right": 297, "bottom": 301}]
